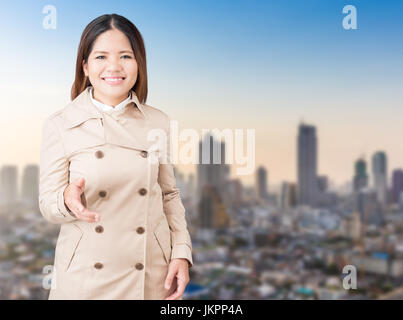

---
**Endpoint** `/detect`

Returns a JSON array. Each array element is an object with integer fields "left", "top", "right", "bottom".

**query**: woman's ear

[{"left": 82, "top": 60, "right": 88, "bottom": 77}]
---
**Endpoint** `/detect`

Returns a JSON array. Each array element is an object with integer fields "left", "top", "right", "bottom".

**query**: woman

[{"left": 39, "top": 14, "right": 193, "bottom": 300}]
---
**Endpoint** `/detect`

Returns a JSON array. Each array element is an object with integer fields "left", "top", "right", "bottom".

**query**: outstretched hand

[{"left": 63, "top": 177, "right": 100, "bottom": 222}]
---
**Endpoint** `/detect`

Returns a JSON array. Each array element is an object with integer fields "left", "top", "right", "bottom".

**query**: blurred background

[{"left": 0, "top": 0, "right": 403, "bottom": 299}]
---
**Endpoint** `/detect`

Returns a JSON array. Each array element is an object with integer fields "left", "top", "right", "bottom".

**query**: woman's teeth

[{"left": 103, "top": 77, "right": 124, "bottom": 81}]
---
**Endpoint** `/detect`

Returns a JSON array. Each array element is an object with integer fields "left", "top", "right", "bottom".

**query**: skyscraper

[
  {"left": 353, "top": 158, "right": 368, "bottom": 192},
  {"left": 297, "top": 123, "right": 318, "bottom": 206},
  {"left": 392, "top": 169, "right": 403, "bottom": 204},
  {"left": 256, "top": 166, "right": 268, "bottom": 200},
  {"left": 0, "top": 165, "right": 18, "bottom": 208},
  {"left": 372, "top": 151, "right": 388, "bottom": 205},
  {"left": 197, "top": 133, "right": 230, "bottom": 198},
  {"left": 21, "top": 164, "right": 39, "bottom": 209},
  {"left": 198, "top": 185, "right": 230, "bottom": 229},
  {"left": 280, "top": 182, "right": 297, "bottom": 209}
]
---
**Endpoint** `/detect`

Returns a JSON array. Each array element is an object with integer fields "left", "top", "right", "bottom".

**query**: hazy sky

[{"left": 1, "top": 0, "right": 402, "bottom": 188}]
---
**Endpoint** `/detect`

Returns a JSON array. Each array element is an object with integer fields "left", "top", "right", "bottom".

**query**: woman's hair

[{"left": 71, "top": 14, "right": 148, "bottom": 103}]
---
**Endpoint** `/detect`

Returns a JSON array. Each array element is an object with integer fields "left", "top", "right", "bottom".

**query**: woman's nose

[{"left": 106, "top": 58, "right": 123, "bottom": 71}]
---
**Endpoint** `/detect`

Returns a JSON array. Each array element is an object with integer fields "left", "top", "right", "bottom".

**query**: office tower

[
  {"left": 317, "top": 175, "right": 328, "bottom": 193},
  {"left": 21, "top": 164, "right": 39, "bottom": 209},
  {"left": 227, "top": 179, "right": 243, "bottom": 207},
  {"left": 355, "top": 188, "right": 383, "bottom": 226},
  {"left": 372, "top": 151, "right": 388, "bottom": 205},
  {"left": 392, "top": 169, "right": 403, "bottom": 204},
  {"left": 297, "top": 123, "right": 318, "bottom": 206},
  {"left": 0, "top": 165, "right": 18, "bottom": 207},
  {"left": 187, "top": 173, "right": 196, "bottom": 197},
  {"left": 197, "top": 133, "right": 230, "bottom": 197},
  {"left": 280, "top": 182, "right": 297, "bottom": 209},
  {"left": 198, "top": 185, "right": 230, "bottom": 229},
  {"left": 353, "top": 158, "right": 368, "bottom": 192},
  {"left": 256, "top": 166, "right": 268, "bottom": 200}
]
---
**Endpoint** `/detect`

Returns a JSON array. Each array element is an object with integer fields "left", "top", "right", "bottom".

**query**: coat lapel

[
  {"left": 102, "top": 111, "right": 151, "bottom": 152},
  {"left": 63, "top": 86, "right": 152, "bottom": 152}
]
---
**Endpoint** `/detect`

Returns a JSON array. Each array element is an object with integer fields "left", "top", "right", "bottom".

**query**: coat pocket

[
  {"left": 153, "top": 218, "right": 172, "bottom": 264},
  {"left": 59, "top": 224, "right": 83, "bottom": 272}
]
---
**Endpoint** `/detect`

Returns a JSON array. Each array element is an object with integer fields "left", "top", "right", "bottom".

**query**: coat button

[
  {"left": 94, "top": 262, "right": 103, "bottom": 269},
  {"left": 135, "top": 263, "right": 144, "bottom": 270},
  {"left": 139, "top": 188, "right": 147, "bottom": 196},
  {"left": 136, "top": 227, "right": 145, "bottom": 234},
  {"left": 140, "top": 150, "right": 148, "bottom": 158},
  {"left": 99, "top": 190, "right": 107, "bottom": 198},
  {"left": 95, "top": 150, "right": 104, "bottom": 159},
  {"left": 95, "top": 225, "right": 104, "bottom": 233}
]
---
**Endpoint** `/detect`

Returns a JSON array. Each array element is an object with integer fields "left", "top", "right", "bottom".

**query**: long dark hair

[{"left": 71, "top": 14, "right": 148, "bottom": 103}]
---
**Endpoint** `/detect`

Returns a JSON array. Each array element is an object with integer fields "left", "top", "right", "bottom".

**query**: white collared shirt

[{"left": 90, "top": 87, "right": 131, "bottom": 112}]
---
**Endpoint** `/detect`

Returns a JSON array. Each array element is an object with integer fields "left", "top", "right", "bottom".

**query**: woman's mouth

[{"left": 102, "top": 77, "right": 125, "bottom": 85}]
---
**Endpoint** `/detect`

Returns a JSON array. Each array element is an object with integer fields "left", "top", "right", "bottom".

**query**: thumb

[
  {"left": 75, "top": 177, "right": 85, "bottom": 190},
  {"left": 165, "top": 268, "right": 175, "bottom": 290},
  {"left": 74, "top": 178, "right": 85, "bottom": 212}
]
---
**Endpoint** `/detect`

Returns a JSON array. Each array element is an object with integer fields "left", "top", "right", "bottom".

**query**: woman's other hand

[{"left": 164, "top": 258, "right": 190, "bottom": 300}]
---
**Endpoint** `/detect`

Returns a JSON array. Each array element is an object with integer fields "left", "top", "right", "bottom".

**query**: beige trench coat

[{"left": 39, "top": 86, "right": 193, "bottom": 300}]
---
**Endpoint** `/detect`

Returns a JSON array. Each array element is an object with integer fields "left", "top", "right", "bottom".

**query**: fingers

[
  {"left": 67, "top": 197, "right": 99, "bottom": 222},
  {"left": 164, "top": 267, "right": 175, "bottom": 290},
  {"left": 164, "top": 265, "right": 189, "bottom": 300},
  {"left": 65, "top": 178, "right": 100, "bottom": 223},
  {"left": 73, "top": 177, "right": 86, "bottom": 192},
  {"left": 76, "top": 207, "right": 100, "bottom": 223},
  {"left": 165, "top": 277, "right": 187, "bottom": 300}
]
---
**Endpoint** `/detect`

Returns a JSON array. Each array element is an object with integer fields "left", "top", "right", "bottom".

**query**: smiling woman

[
  {"left": 39, "top": 13, "right": 193, "bottom": 300},
  {"left": 71, "top": 14, "right": 148, "bottom": 106},
  {"left": 82, "top": 29, "right": 138, "bottom": 106}
]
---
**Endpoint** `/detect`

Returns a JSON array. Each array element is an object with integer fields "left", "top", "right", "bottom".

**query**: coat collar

[{"left": 63, "top": 86, "right": 148, "bottom": 129}]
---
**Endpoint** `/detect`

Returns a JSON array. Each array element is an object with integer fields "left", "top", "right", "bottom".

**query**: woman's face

[{"left": 83, "top": 28, "right": 138, "bottom": 106}]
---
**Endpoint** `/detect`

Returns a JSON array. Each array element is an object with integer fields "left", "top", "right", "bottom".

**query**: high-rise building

[
  {"left": 280, "top": 182, "right": 297, "bottom": 209},
  {"left": 256, "top": 166, "right": 268, "bottom": 200},
  {"left": 0, "top": 165, "right": 18, "bottom": 207},
  {"left": 353, "top": 158, "right": 368, "bottom": 192},
  {"left": 392, "top": 169, "right": 403, "bottom": 204},
  {"left": 197, "top": 133, "right": 230, "bottom": 198},
  {"left": 317, "top": 175, "right": 328, "bottom": 193},
  {"left": 355, "top": 188, "right": 383, "bottom": 226},
  {"left": 198, "top": 185, "right": 230, "bottom": 229},
  {"left": 297, "top": 123, "right": 318, "bottom": 206},
  {"left": 372, "top": 151, "right": 388, "bottom": 205},
  {"left": 227, "top": 179, "right": 243, "bottom": 207},
  {"left": 21, "top": 164, "right": 39, "bottom": 209},
  {"left": 187, "top": 173, "right": 196, "bottom": 197}
]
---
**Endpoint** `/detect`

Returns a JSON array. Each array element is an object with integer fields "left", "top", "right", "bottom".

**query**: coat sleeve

[
  {"left": 39, "top": 117, "right": 78, "bottom": 224},
  {"left": 157, "top": 116, "right": 193, "bottom": 268}
]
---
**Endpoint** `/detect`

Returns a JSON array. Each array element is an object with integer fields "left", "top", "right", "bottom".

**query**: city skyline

[
  {"left": 2, "top": 1, "right": 403, "bottom": 301},
  {"left": 2, "top": 125, "right": 403, "bottom": 199},
  {"left": 1, "top": 0, "right": 402, "bottom": 187}
]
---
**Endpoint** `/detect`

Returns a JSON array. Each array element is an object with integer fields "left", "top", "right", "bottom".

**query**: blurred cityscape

[{"left": 2, "top": 122, "right": 403, "bottom": 299}]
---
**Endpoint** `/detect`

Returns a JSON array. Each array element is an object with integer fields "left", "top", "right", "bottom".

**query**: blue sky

[{"left": 1, "top": 0, "right": 402, "bottom": 187}]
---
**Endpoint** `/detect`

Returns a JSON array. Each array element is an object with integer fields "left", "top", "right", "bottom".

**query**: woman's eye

[{"left": 94, "top": 55, "right": 132, "bottom": 59}]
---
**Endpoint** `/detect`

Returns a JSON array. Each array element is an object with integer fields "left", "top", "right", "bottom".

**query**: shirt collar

[
  {"left": 90, "top": 87, "right": 131, "bottom": 112},
  {"left": 63, "top": 86, "right": 148, "bottom": 129}
]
